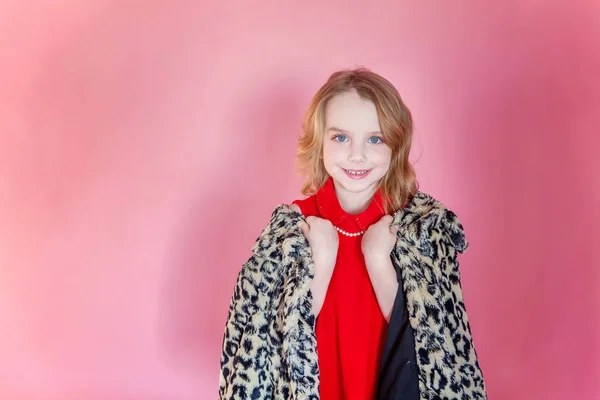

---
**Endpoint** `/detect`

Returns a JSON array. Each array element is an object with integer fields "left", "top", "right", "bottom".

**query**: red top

[{"left": 293, "top": 177, "right": 388, "bottom": 400}]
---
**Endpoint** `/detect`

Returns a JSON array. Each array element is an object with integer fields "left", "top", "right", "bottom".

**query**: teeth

[{"left": 345, "top": 169, "right": 367, "bottom": 175}]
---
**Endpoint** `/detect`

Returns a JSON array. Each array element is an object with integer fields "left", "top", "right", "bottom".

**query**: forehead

[{"left": 324, "top": 90, "right": 380, "bottom": 133}]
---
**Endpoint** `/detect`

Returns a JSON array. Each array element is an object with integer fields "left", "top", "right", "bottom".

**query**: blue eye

[
  {"left": 334, "top": 135, "right": 349, "bottom": 142},
  {"left": 368, "top": 136, "right": 383, "bottom": 144}
]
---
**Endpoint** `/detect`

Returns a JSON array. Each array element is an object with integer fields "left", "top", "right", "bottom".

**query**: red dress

[{"left": 293, "top": 177, "right": 388, "bottom": 400}]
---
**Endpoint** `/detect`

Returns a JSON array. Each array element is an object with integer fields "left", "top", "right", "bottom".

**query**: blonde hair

[{"left": 294, "top": 67, "right": 418, "bottom": 214}]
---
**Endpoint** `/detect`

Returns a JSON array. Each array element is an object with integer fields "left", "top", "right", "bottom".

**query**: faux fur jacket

[{"left": 218, "top": 191, "right": 487, "bottom": 399}]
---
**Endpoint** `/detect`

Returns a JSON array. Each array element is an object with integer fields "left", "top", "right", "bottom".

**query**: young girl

[{"left": 219, "top": 68, "right": 487, "bottom": 400}]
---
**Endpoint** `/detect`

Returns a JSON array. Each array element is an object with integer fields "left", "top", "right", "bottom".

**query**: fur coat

[{"left": 218, "top": 191, "right": 487, "bottom": 399}]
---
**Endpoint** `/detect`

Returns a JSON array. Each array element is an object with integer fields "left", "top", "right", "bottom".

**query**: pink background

[{"left": 1, "top": 1, "right": 599, "bottom": 399}]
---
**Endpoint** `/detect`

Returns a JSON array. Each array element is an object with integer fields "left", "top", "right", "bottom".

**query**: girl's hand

[
  {"left": 361, "top": 215, "right": 399, "bottom": 265},
  {"left": 297, "top": 215, "right": 339, "bottom": 269}
]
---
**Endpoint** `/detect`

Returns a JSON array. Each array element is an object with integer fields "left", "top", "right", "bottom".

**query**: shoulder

[
  {"left": 290, "top": 194, "right": 318, "bottom": 217},
  {"left": 250, "top": 203, "right": 305, "bottom": 260},
  {"left": 289, "top": 203, "right": 302, "bottom": 214},
  {"left": 393, "top": 191, "right": 469, "bottom": 253},
  {"left": 264, "top": 203, "right": 303, "bottom": 229}
]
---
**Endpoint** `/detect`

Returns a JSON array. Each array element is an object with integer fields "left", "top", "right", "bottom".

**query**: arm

[
  {"left": 310, "top": 259, "right": 334, "bottom": 318},
  {"left": 289, "top": 203, "right": 326, "bottom": 316},
  {"left": 290, "top": 203, "right": 338, "bottom": 319},
  {"left": 361, "top": 215, "right": 400, "bottom": 322},
  {"left": 364, "top": 255, "right": 399, "bottom": 322}
]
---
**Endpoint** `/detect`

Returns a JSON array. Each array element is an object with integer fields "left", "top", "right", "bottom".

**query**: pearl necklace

[{"left": 335, "top": 226, "right": 365, "bottom": 237}]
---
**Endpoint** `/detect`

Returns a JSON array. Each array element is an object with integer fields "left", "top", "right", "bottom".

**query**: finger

[
  {"left": 297, "top": 220, "right": 309, "bottom": 234},
  {"left": 381, "top": 215, "right": 394, "bottom": 224}
]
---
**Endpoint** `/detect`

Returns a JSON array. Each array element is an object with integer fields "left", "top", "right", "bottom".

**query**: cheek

[
  {"left": 322, "top": 142, "right": 340, "bottom": 161},
  {"left": 321, "top": 142, "right": 329, "bottom": 161},
  {"left": 371, "top": 147, "right": 392, "bottom": 165}
]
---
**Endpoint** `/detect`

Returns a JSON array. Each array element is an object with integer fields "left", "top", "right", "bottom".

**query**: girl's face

[{"left": 322, "top": 89, "right": 392, "bottom": 212}]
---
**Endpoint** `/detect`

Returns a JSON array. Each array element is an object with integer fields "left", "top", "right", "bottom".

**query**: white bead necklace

[{"left": 335, "top": 226, "right": 365, "bottom": 237}]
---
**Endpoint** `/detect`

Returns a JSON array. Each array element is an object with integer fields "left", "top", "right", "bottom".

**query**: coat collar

[{"left": 390, "top": 191, "right": 469, "bottom": 253}]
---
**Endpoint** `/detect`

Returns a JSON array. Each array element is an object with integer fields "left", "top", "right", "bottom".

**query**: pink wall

[{"left": 1, "top": 1, "right": 598, "bottom": 399}]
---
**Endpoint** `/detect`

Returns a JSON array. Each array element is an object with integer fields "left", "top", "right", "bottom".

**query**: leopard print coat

[{"left": 218, "top": 191, "right": 487, "bottom": 399}]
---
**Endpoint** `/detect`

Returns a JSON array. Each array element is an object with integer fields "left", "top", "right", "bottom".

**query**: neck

[{"left": 334, "top": 181, "right": 378, "bottom": 215}]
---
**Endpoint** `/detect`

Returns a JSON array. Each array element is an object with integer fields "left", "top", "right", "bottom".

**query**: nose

[{"left": 348, "top": 142, "right": 365, "bottom": 163}]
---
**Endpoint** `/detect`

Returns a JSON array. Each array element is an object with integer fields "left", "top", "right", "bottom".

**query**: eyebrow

[{"left": 327, "top": 126, "right": 382, "bottom": 135}]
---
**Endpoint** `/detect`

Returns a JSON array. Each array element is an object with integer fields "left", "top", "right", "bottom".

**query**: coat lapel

[
  {"left": 277, "top": 205, "right": 321, "bottom": 399},
  {"left": 389, "top": 192, "right": 469, "bottom": 397}
]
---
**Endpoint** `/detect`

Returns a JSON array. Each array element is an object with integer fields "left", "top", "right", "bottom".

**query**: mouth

[{"left": 342, "top": 168, "right": 372, "bottom": 179}]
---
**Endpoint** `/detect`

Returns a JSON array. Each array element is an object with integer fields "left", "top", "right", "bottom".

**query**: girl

[{"left": 219, "top": 68, "right": 487, "bottom": 400}]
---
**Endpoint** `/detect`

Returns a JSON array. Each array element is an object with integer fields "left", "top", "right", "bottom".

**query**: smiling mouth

[
  {"left": 342, "top": 168, "right": 371, "bottom": 178},
  {"left": 344, "top": 168, "right": 368, "bottom": 175}
]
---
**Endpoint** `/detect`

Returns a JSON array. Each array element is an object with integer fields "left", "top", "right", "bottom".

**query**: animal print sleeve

[
  {"left": 438, "top": 212, "right": 488, "bottom": 398},
  {"left": 218, "top": 253, "right": 266, "bottom": 398}
]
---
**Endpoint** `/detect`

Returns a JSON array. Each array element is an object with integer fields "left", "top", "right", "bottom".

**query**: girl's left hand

[{"left": 361, "top": 215, "right": 399, "bottom": 263}]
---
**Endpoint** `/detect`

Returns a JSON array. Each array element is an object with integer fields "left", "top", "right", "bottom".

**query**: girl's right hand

[
  {"left": 297, "top": 216, "right": 339, "bottom": 269},
  {"left": 295, "top": 212, "right": 339, "bottom": 318}
]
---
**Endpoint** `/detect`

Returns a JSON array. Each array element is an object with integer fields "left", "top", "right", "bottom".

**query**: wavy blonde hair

[{"left": 294, "top": 67, "right": 418, "bottom": 214}]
